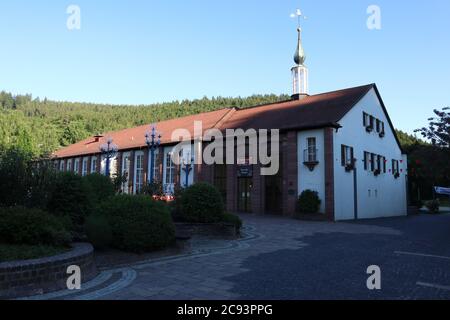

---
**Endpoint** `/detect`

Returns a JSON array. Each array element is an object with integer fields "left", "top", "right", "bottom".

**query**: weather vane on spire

[{"left": 290, "top": 8, "right": 307, "bottom": 30}]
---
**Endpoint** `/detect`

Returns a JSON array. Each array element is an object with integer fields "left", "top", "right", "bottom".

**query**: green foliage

[
  {"left": 0, "top": 244, "right": 68, "bottom": 262},
  {"left": 141, "top": 181, "right": 164, "bottom": 197},
  {"left": 0, "top": 91, "right": 289, "bottom": 158},
  {"left": 415, "top": 107, "right": 450, "bottom": 148},
  {"left": 0, "top": 207, "right": 71, "bottom": 246},
  {"left": 0, "top": 147, "right": 31, "bottom": 207},
  {"left": 297, "top": 190, "right": 321, "bottom": 214},
  {"left": 396, "top": 130, "right": 425, "bottom": 149},
  {"left": 0, "top": 147, "right": 58, "bottom": 209},
  {"left": 97, "top": 195, "right": 175, "bottom": 253},
  {"left": 83, "top": 173, "right": 116, "bottom": 204},
  {"left": 180, "top": 183, "right": 224, "bottom": 223},
  {"left": 112, "top": 173, "right": 128, "bottom": 194},
  {"left": 47, "top": 172, "right": 93, "bottom": 231},
  {"left": 221, "top": 213, "right": 243, "bottom": 231},
  {"left": 84, "top": 214, "right": 113, "bottom": 250},
  {"left": 425, "top": 200, "right": 440, "bottom": 214}
]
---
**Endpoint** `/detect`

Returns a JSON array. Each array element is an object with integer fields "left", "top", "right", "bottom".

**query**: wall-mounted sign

[{"left": 237, "top": 165, "right": 253, "bottom": 178}]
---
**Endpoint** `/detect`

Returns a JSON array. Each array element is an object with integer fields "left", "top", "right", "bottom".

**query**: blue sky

[{"left": 0, "top": 0, "right": 449, "bottom": 134}]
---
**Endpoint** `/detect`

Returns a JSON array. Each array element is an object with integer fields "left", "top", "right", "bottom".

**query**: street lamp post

[
  {"left": 145, "top": 125, "right": 161, "bottom": 184},
  {"left": 100, "top": 137, "right": 118, "bottom": 177},
  {"left": 182, "top": 152, "right": 194, "bottom": 188}
]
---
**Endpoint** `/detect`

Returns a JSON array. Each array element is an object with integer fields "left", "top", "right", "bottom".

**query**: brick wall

[
  {"left": 282, "top": 131, "right": 298, "bottom": 216},
  {"left": 324, "top": 127, "right": 335, "bottom": 221},
  {"left": 0, "top": 243, "right": 97, "bottom": 299}
]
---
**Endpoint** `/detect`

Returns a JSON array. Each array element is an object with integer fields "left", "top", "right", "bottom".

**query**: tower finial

[
  {"left": 290, "top": 7, "right": 309, "bottom": 99},
  {"left": 291, "top": 8, "right": 307, "bottom": 65}
]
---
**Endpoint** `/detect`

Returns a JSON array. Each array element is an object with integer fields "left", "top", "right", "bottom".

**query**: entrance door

[
  {"left": 237, "top": 177, "right": 253, "bottom": 213},
  {"left": 265, "top": 174, "right": 282, "bottom": 215}
]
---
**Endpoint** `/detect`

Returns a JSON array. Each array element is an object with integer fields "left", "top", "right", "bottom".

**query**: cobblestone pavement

[{"left": 23, "top": 213, "right": 450, "bottom": 300}]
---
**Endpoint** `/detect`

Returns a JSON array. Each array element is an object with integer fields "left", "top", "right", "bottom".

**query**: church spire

[{"left": 291, "top": 9, "right": 309, "bottom": 99}]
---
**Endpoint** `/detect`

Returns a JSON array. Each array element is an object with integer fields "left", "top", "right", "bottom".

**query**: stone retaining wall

[{"left": 0, "top": 243, "right": 97, "bottom": 299}]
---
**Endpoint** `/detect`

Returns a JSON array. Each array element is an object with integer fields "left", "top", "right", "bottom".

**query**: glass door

[{"left": 237, "top": 177, "right": 253, "bottom": 213}]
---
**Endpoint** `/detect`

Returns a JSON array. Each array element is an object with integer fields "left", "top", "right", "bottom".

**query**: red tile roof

[
  {"left": 53, "top": 84, "right": 375, "bottom": 159},
  {"left": 53, "top": 108, "right": 233, "bottom": 158},
  {"left": 220, "top": 84, "right": 374, "bottom": 131}
]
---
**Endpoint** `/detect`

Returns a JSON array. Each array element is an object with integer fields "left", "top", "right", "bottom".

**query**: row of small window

[
  {"left": 58, "top": 157, "right": 97, "bottom": 176},
  {"left": 363, "top": 152, "right": 400, "bottom": 176},
  {"left": 340, "top": 146, "right": 401, "bottom": 176},
  {"left": 363, "top": 112, "right": 385, "bottom": 137}
]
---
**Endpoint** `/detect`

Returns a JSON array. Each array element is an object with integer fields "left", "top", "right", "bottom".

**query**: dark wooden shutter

[
  {"left": 364, "top": 152, "right": 368, "bottom": 170},
  {"left": 341, "top": 145, "right": 345, "bottom": 166}
]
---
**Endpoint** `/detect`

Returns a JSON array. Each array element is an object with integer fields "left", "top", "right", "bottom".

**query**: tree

[{"left": 415, "top": 107, "right": 450, "bottom": 148}]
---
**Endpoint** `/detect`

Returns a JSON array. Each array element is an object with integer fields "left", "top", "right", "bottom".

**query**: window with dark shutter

[
  {"left": 370, "top": 153, "right": 376, "bottom": 171},
  {"left": 341, "top": 145, "right": 346, "bottom": 166},
  {"left": 364, "top": 152, "right": 369, "bottom": 171}
]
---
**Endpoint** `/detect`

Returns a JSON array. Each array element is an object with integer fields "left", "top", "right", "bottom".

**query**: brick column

[
  {"left": 116, "top": 152, "right": 123, "bottom": 177},
  {"left": 96, "top": 154, "right": 101, "bottom": 174},
  {"left": 251, "top": 163, "right": 263, "bottom": 214},
  {"left": 324, "top": 128, "right": 335, "bottom": 221},
  {"left": 77, "top": 158, "right": 83, "bottom": 176},
  {"left": 129, "top": 151, "right": 135, "bottom": 194},
  {"left": 226, "top": 164, "right": 237, "bottom": 213},
  {"left": 143, "top": 149, "right": 149, "bottom": 185},
  {"left": 282, "top": 131, "right": 298, "bottom": 217},
  {"left": 87, "top": 156, "right": 92, "bottom": 175}
]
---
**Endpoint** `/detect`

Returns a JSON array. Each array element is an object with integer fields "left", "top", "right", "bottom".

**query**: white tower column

[{"left": 291, "top": 25, "right": 309, "bottom": 99}]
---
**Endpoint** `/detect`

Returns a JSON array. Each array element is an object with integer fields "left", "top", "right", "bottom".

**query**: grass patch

[{"left": 0, "top": 244, "right": 69, "bottom": 262}]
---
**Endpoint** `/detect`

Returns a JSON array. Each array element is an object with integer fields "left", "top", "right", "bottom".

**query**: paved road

[{"left": 25, "top": 213, "right": 450, "bottom": 300}]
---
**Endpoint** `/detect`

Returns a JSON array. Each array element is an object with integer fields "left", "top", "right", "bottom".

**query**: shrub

[
  {"left": 83, "top": 173, "right": 116, "bottom": 204},
  {"left": 221, "top": 213, "right": 243, "bottom": 231},
  {"left": 180, "top": 183, "right": 224, "bottom": 223},
  {"left": 425, "top": 200, "right": 440, "bottom": 214},
  {"left": 0, "top": 147, "right": 32, "bottom": 207},
  {"left": 0, "top": 207, "right": 71, "bottom": 246},
  {"left": 98, "top": 195, "right": 175, "bottom": 253},
  {"left": 0, "top": 147, "right": 59, "bottom": 210},
  {"left": 297, "top": 190, "right": 321, "bottom": 214},
  {"left": 84, "top": 214, "right": 113, "bottom": 250},
  {"left": 141, "top": 181, "right": 164, "bottom": 198},
  {"left": 47, "top": 172, "right": 93, "bottom": 231}
]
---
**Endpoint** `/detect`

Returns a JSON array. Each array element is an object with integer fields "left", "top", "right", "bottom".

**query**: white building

[{"left": 52, "top": 23, "right": 407, "bottom": 221}]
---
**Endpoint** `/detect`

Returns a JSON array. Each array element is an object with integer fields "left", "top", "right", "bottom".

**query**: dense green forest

[{"left": 0, "top": 91, "right": 290, "bottom": 157}]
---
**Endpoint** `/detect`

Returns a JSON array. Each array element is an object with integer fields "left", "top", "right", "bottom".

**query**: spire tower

[{"left": 291, "top": 9, "right": 309, "bottom": 99}]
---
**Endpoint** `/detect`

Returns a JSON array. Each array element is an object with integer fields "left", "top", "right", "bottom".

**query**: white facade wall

[
  {"left": 297, "top": 129, "right": 326, "bottom": 213},
  {"left": 333, "top": 88, "right": 407, "bottom": 221}
]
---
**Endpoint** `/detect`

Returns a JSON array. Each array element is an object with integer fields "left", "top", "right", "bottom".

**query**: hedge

[{"left": 97, "top": 195, "right": 175, "bottom": 253}]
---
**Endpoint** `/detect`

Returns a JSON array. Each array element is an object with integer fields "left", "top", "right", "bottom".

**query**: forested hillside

[{"left": 0, "top": 91, "right": 289, "bottom": 157}]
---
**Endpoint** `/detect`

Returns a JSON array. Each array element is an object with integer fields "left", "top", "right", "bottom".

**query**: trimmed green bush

[
  {"left": 0, "top": 206, "right": 71, "bottom": 246},
  {"left": 83, "top": 173, "right": 116, "bottom": 204},
  {"left": 98, "top": 195, "right": 175, "bottom": 253},
  {"left": 180, "top": 183, "right": 224, "bottom": 223},
  {"left": 47, "top": 172, "right": 93, "bottom": 231},
  {"left": 297, "top": 190, "right": 321, "bottom": 214},
  {"left": 85, "top": 214, "right": 113, "bottom": 250},
  {"left": 221, "top": 213, "right": 243, "bottom": 231}
]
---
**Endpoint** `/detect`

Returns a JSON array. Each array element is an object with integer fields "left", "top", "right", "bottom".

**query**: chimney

[{"left": 94, "top": 135, "right": 103, "bottom": 143}]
